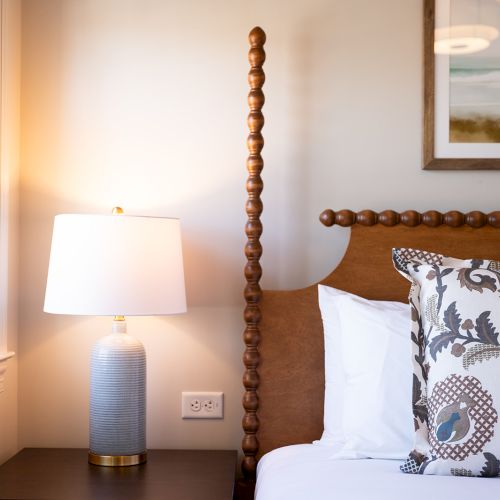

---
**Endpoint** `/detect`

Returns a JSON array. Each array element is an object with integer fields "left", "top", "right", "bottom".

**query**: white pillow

[{"left": 316, "top": 284, "right": 414, "bottom": 459}]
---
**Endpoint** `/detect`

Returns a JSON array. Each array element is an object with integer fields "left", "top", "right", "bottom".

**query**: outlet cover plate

[{"left": 182, "top": 391, "right": 224, "bottom": 419}]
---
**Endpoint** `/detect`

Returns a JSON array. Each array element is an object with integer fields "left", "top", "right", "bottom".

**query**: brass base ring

[{"left": 88, "top": 451, "right": 147, "bottom": 467}]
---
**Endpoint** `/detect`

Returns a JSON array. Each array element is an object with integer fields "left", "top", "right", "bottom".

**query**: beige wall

[
  {"left": 0, "top": 0, "right": 20, "bottom": 465},
  {"left": 18, "top": 0, "right": 500, "bottom": 455}
]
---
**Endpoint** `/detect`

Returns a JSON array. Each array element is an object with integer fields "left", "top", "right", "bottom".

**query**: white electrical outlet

[{"left": 182, "top": 392, "right": 224, "bottom": 419}]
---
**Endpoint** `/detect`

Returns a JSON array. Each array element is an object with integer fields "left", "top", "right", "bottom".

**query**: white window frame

[{"left": 0, "top": 0, "right": 16, "bottom": 392}]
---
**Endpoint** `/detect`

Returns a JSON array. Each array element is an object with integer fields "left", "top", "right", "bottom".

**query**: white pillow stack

[{"left": 317, "top": 285, "right": 414, "bottom": 459}]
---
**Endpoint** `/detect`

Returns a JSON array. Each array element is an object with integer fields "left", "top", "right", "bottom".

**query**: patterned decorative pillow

[{"left": 393, "top": 248, "right": 500, "bottom": 477}]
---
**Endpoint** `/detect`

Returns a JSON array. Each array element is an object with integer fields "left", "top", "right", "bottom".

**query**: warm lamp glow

[{"left": 435, "top": 24, "right": 499, "bottom": 55}]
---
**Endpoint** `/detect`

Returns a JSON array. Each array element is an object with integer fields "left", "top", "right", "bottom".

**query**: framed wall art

[{"left": 424, "top": 0, "right": 500, "bottom": 169}]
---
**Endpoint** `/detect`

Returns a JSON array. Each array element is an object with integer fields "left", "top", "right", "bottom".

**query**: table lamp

[{"left": 44, "top": 208, "right": 186, "bottom": 466}]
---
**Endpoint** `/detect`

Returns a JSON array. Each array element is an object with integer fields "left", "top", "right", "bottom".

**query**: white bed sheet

[{"left": 255, "top": 444, "right": 500, "bottom": 500}]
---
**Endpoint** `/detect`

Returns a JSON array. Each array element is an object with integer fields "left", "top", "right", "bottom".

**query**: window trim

[{"left": 0, "top": 0, "right": 16, "bottom": 392}]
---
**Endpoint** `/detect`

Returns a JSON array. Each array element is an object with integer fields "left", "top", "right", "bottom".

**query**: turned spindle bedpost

[{"left": 242, "top": 26, "right": 266, "bottom": 484}]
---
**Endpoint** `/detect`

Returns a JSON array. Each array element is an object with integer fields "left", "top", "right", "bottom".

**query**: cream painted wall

[
  {"left": 18, "top": 0, "right": 500, "bottom": 456},
  {"left": 0, "top": 0, "right": 20, "bottom": 465}
]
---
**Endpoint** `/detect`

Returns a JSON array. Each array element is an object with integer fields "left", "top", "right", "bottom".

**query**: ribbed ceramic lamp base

[{"left": 89, "top": 320, "right": 146, "bottom": 467}]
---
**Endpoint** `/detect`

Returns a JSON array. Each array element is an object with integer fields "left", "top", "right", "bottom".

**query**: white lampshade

[{"left": 44, "top": 213, "right": 186, "bottom": 316}]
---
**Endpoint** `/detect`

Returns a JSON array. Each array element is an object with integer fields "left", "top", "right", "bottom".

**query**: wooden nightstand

[{"left": 0, "top": 448, "right": 237, "bottom": 500}]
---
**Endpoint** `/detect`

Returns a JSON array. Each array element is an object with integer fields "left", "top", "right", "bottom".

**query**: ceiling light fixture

[{"left": 435, "top": 24, "right": 499, "bottom": 55}]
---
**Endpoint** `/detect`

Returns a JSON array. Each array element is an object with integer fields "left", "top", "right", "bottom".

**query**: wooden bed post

[{"left": 242, "top": 26, "right": 266, "bottom": 487}]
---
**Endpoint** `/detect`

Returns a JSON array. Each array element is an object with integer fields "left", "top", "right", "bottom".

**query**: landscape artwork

[{"left": 449, "top": 0, "right": 500, "bottom": 143}]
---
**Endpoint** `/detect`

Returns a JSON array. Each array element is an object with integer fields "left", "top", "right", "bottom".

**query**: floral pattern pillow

[{"left": 393, "top": 248, "right": 500, "bottom": 477}]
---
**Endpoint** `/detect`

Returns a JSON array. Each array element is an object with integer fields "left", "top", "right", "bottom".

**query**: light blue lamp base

[{"left": 89, "top": 318, "right": 146, "bottom": 466}]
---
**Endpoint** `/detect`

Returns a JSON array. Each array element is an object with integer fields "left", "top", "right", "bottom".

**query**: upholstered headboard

[{"left": 256, "top": 218, "right": 500, "bottom": 456}]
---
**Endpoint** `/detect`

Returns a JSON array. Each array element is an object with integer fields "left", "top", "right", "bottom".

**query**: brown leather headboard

[{"left": 238, "top": 26, "right": 500, "bottom": 498}]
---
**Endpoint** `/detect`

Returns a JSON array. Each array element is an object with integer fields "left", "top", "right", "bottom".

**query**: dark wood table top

[{"left": 0, "top": 448, "right": 237, "bottom": 500}]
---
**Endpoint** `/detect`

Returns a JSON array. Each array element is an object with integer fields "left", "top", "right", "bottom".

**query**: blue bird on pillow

[
  {"left": 435, "top": 395, "right": 475, "bottom": 444},
  {"left": 436, "top": 412, "right": 461, "bottom": 442}
]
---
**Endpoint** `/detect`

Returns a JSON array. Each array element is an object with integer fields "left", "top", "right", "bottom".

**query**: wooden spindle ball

[
  {"left": 356, "top": 210, "right": 377, "bottom": 226},
  {"left": 242, "top": 391, "right": 259, "bottom": 412},
  {"left": 248, "top": 68, "right": 265, "bottom": 88},
  {"left": 243, "top": 327, "right": 260, "bottom": 346},
  {"left": 319, "top": 209, "right": 335, "bottom": 226},
  {"left": 488, "top": 212, "right": 500, "bottom": 228},
  {"left": 246, "top": 177, "right": 264, "bottom": 195},
  {"left": 248, "top": 47, "right": 266, "bottom": 67},
  {"left": 242, "top": 414, "right": 260, "bottom": 435},
  {"left": 401, "top": 210, "right": 421, "bottom": 227},
  {"left": 247, "top": 132, "right": 264, "bottom": 155},
  {"left": 465, "top": 211, "right": 486, "bottom": 228},
  {"left": 244, "top": 242, "right": 263, "bottom": 261},
  {"left": 246, "top": 155, "right": 264, "bottom": 173},
  {"left": 335, "top": 210, "right": 355, "bottom": 227},
  {"left": 248, "top": 89, "right": 265, "bottom": 111},
  {"left": 247, "top": 111, "right": 265, "bottom": 133},
  {"left": 422, "top": 210, "right": 442, "bottom": 227},
  {"left": 379, "top": 210, "right": 399, "bottom": 226},
  {"left": 244, "top": 262, "right": 262, "bottom": 282},
  {"left": 246, "top": 198, "right": 263, "bottom": 216},
  {"left": 243, "top": 350, "right": 260, "bottom": 370},
  {"left": 242, "top": 369, "right": 260, "bottom": 389},
  {"left": 245, "top": 220, "right": 263, "bottom": 238},
  {"left": 444, "top": 210, "right": 464, "bottom": 227},
  {"left": 248, "top": 26, "right": 266, "bottom": 47}
]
